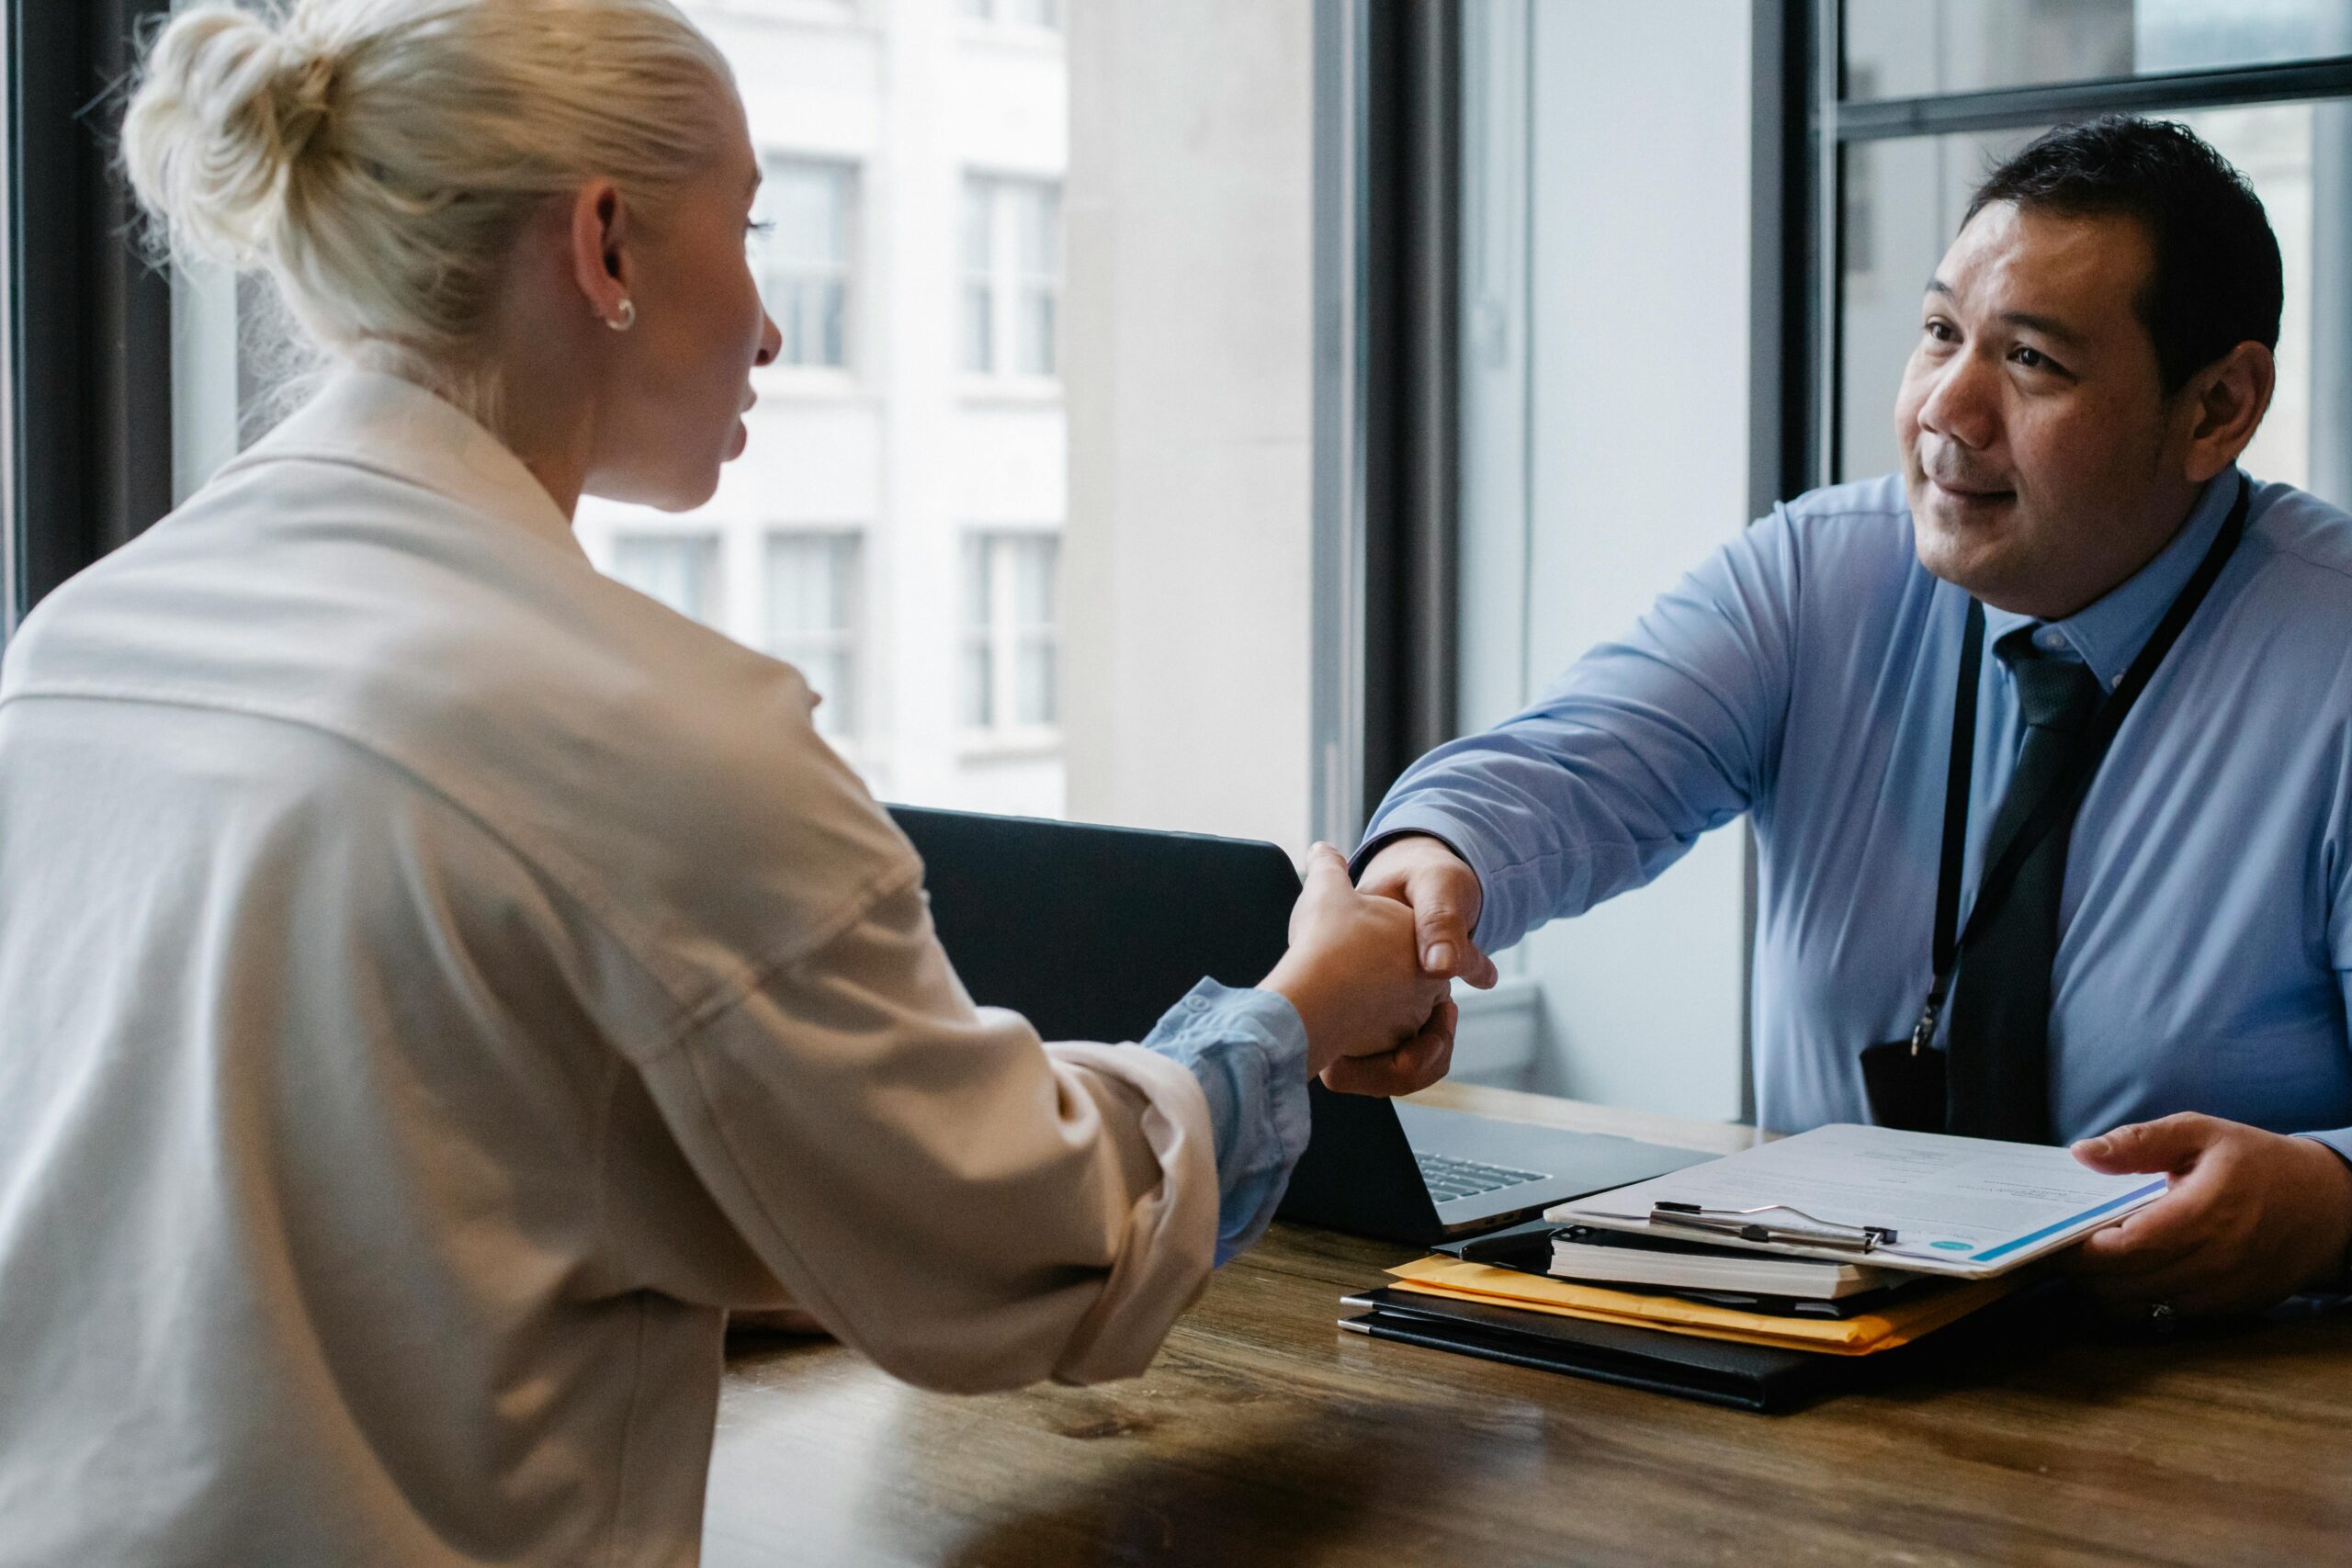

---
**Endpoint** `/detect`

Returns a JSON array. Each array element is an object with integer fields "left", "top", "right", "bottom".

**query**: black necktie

[{"left": 1941, "top": 627, "right": 2105, "bottom": 1143}]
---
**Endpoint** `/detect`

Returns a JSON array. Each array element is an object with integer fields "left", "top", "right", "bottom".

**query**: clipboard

[{"left": 1544, "top": 1122, "right": 2165, "bottom": 1280}]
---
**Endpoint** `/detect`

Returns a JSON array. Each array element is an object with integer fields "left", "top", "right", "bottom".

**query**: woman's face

[{"left": 587, "top": 93, "right": 781, "bottom": 511}]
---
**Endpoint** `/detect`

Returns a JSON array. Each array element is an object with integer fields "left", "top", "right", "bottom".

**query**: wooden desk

[{"left": 705, "top": 1086, "right": 2352, "bottom": 1566}]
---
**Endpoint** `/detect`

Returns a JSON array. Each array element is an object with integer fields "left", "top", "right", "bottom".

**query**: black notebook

[{"left": 1340, "top": 1286, "right": 1838, "bottom": 1414}]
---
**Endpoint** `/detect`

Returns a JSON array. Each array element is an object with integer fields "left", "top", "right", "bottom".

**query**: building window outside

[
  {"left": 766, "top": 530, "right": 862, "bottom": 740},
  {"left": 960, "top": 176, "right": 1060, "bottom": 378},
  {"left": 960, "top": 530, "right": 1058, "bottom": 738},
  {"left": 609, "top": 534, "right": 721, "bottom": 623},
  {"left": 755, "top": 158, "right": 854, "bottom": 370}
]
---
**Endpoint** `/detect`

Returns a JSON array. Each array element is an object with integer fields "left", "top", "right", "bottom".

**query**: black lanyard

[{"left": 1905, "top": 474, "right": 2253, "bottom": 1055}]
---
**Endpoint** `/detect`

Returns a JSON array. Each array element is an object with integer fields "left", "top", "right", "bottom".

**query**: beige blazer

[{"left": 0, "top": 371, "right": 1219, "bottom": 1566}]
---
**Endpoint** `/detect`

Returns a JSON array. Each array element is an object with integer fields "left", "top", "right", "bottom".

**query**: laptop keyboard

[{"left": 1416, "top": 1151, "right": 1550, "bottom": 1203}]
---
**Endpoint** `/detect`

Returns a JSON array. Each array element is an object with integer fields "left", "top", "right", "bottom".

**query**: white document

[{"left": 1545, "top": 1122, "right": 2167, "bottom": 1279}]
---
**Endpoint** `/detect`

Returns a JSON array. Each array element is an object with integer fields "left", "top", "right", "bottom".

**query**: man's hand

[
  {"left": 2066, "top": 1113, "right": 2352, "bottom": 1316},
  {"left": 1261, "top": 844, "right": 1455, "bottom": 1098},
  {"left": 1355, "top": 834, "right": 1500, "bottom": 988}
]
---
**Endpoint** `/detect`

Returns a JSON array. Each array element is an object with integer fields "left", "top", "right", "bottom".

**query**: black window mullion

[
  {"left": 7, "top": 0, "right": 175, "bottom": 634},
  {"left": 1840, "top": 53, "right": 2352, "bottom": 143}
]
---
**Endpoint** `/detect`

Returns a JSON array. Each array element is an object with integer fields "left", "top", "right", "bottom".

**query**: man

[{"left": 1359, "top": 116, "right": 2352, "bottom": 1318}]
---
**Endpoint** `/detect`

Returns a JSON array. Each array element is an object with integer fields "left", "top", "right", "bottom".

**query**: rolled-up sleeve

[
  {"left": 1138, "top": 979, "right": 1312, "bottom": 1266},
  {"left": 632, "top": 871, "right": 1227, "bottom": 1393}
]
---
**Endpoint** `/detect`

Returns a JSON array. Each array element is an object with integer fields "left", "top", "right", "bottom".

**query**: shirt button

[
  {"left": 1185, "top": 994, "right": 1211, "bottom": 1013},
  {"left": 2035, "top": 627, "right": 2067, "bottom": 652}
]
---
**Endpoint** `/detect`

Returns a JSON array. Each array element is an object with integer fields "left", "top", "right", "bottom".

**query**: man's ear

[
  {"left": 567, "top": 179, "right": 633, "bottom": 327},
  {"left": 2177, "top": 340, "right": 2276, "bottom": 484}
]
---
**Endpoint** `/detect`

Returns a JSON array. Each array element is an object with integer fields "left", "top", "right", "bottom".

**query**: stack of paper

[
  {"left": 1385, "top": 1256, "right": 2012, "bottom": 1357},
  {"left": 1545, "top": 1224, "right": 1899, "bottom": 1299},
  {"left": 1343, "top": 1124, "right": 2168, "bottom": 1402}
]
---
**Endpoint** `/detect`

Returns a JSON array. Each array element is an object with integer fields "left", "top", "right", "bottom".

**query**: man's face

[{"left": 1895, "top": 201, "right": 2195, "bottom": 619}]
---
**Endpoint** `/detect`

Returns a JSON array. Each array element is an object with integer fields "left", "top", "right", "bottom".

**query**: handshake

[{"left": 1259, "top": 834, "right": 1497, "bottom": 1098}]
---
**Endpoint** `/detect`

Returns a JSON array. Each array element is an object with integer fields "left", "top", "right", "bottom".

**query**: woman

[{"left": 0, "top": 3, "right": 1451, "bottom": 1562}]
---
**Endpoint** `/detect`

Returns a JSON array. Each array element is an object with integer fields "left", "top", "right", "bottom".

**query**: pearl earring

[{"left": 605, "top": 299, "right": 637, "bottom": 333}]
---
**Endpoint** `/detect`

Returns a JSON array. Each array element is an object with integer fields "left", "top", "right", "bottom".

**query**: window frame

[
  {"left": 956, "top": 525, "right": 1060, "bottom": 754},
  {"left": 762, "top": 525, "right": 864, "bottom": 743},
  {"left": 754, "top": 153, "right": 858, "bottom": 375},
  {"left": 957, "top": 173, "right": 1063, "bottom": 387},
  {"left": 6, "top": 0, "right": 176, "bottom": 639},
  {"left": 607, "top": 530, "right": 725, "bottom": 624},
  {"left": 1791, "top": 1, "right": 2352, "bottom": 492},
  {"left": 1310, "top": 0, "right": 1458, "bottom": 843}
]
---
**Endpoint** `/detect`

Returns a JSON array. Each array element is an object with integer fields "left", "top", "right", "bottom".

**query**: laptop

[{"left": 888, "top": 806, "right": 1710, "bottom": 1246}]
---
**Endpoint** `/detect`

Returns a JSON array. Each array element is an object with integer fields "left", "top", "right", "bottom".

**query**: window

[
  {"left": 765, "top": 530, "right": 862, "bottom": 739},
  {"left": 114, "top": 1, "right": 1317, "bottom": 849},
  {"left": 608, "top": 534, "right": 720, "bottom": 622},
  {"left": 959, "top": 531, "right": 1057, "bottom": 737},
  {"left": 754, "top": 158, "right": 854, "bottom": 370},
  {"left": 960, "top": 176, "right": 1060, "bottom": 378},
  {"left": 1843, "top": 0, "right": 2352, "bottom": 100},
  {"left": 1833, "top": 11, "right": 2352, "bottom": 507}
]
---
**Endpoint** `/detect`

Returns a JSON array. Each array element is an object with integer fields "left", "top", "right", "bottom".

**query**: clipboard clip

[{"left": 1648, "top": 1201, "right": 1900, "bottom": 1254}]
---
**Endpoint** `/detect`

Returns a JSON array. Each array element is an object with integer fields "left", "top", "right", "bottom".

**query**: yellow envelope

[{"left": 1385, "top": 1256, "right": 2017, "bottom": 1357}]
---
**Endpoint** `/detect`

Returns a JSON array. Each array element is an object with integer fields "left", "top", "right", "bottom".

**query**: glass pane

[
  {"left": 1836, "top": 103, "right": 2346, "bottom": 509},
  {"left": 1011, "top": 535, "right": 1056, "bottom": 623},
  {"left": 1015, "top": 637, "right": 1057, "bottom": 726},
  {"left": 960, "top": 182, "right": 995, "bottom": 373},
  {"left": 960, "top": 535, "right": 992, "bottom": 626},
  {"left": 759, "top": 161, "right": 846, "bottom": 269},
  {"left": 757, "top": 161, "right": 850, "bottom": 368},
  {"left": 1845, "top": 1, "right": 2352, "bottom": 101},
  {"left": 609, "top": 535, "right": 718, "bottom": 621},
  {"left": 961, "top": 180, "right": 993, "bottom": 276},
  {"left": 764, "top": 533, "right": 852, "bottom": 636},
  {"left": 1016, "top": 290, "right": 1056, "bottom": 377},
  {"left": 1012, "top": 184, "right": 1058, "bottom": 280},
  {"left": 961, "top": 283, "right": 993, "bottom": 373},
  {"left": 960, "top": 642, "right": 994, "bottom": 728}
]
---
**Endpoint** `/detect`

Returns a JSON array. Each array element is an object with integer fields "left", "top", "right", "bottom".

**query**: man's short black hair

[{"left": 1964, "top": 114, "right": 2282, "bottom": 395}]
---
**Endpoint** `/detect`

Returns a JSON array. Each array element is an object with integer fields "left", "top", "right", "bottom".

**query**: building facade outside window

[
  {"left": 754, "top": 157, "right": 854, "bottom": 371},
  {"left": 608, "top": 534, "right": 721, "bottom": 623},
  {"left": 960, "top": 176, "right": 1060, "bottom": 379},
  {"left": 960, "top": 529, "right": 1058, "bottom": 739},
  {"left": 161, "top": 0, "right": 1321, "bottom": 850},
  {"left": 765, "top": 529, "right": 862, "bottom": 741}
]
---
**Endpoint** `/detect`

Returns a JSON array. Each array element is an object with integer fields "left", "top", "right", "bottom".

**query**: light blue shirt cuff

[
  {"left": 1140, "top": 978, "right": 1312, "bottom": 1266},
  {"left": 2298, "top": 1129, "right": 2352, "bottom": 1168},
  {"left": 1354, "top": 806, "right": 1510, "bottom": 951}
]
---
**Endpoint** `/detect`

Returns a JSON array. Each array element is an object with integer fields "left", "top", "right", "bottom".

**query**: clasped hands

[
  {"left": 1259, "top": 834, "right": 1503, "bottom": 1099},
  {"left": 1339, "top": 833, "right": 2352, "bottom": 1316}
]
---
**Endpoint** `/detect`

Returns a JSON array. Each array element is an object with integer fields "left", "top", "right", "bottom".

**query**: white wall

[
  {"left": 1059, "top": 0, "right": 1316, "bottom": 852},
  {"left": 1458, "top": 0, "right": 1754, "bottom": 1119}
]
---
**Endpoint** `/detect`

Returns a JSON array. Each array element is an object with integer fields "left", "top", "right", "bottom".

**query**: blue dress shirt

[
  {"left": 1365, "top": 469, "right": 2352, "bottom": 1161},
  {"left": 1140, "top": 980, "right": 1311, "bottom": 1262}
]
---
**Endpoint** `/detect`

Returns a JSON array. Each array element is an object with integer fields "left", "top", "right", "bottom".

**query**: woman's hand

[{"left": 1261, "top": 844, "right": 1456, "bottom": 1097}]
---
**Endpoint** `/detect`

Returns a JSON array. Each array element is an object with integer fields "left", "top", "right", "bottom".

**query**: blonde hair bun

[
  {"left": 122, "top": 5, "right": 338, "bottom": 267},
  {"left": 120, "top": 0, "right": 731, "bottom": 398}
]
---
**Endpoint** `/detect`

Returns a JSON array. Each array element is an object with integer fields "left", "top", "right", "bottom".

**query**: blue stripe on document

[{"left": 1970, "top": 1179, "right": 2168, "bottom": 1264}]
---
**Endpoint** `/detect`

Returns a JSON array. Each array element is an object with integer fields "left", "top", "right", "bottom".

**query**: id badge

[{"left": 1859, "top": 1038, "right": 1948, "bottom": 1134}]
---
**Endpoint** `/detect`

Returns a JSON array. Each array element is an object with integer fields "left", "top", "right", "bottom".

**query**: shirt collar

[
  {"left": 1979, "top": 468, "right": 2241, "bottom": 690},
  {"left": 218, "top": 367, "right": 582, "bottom": 556}
]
